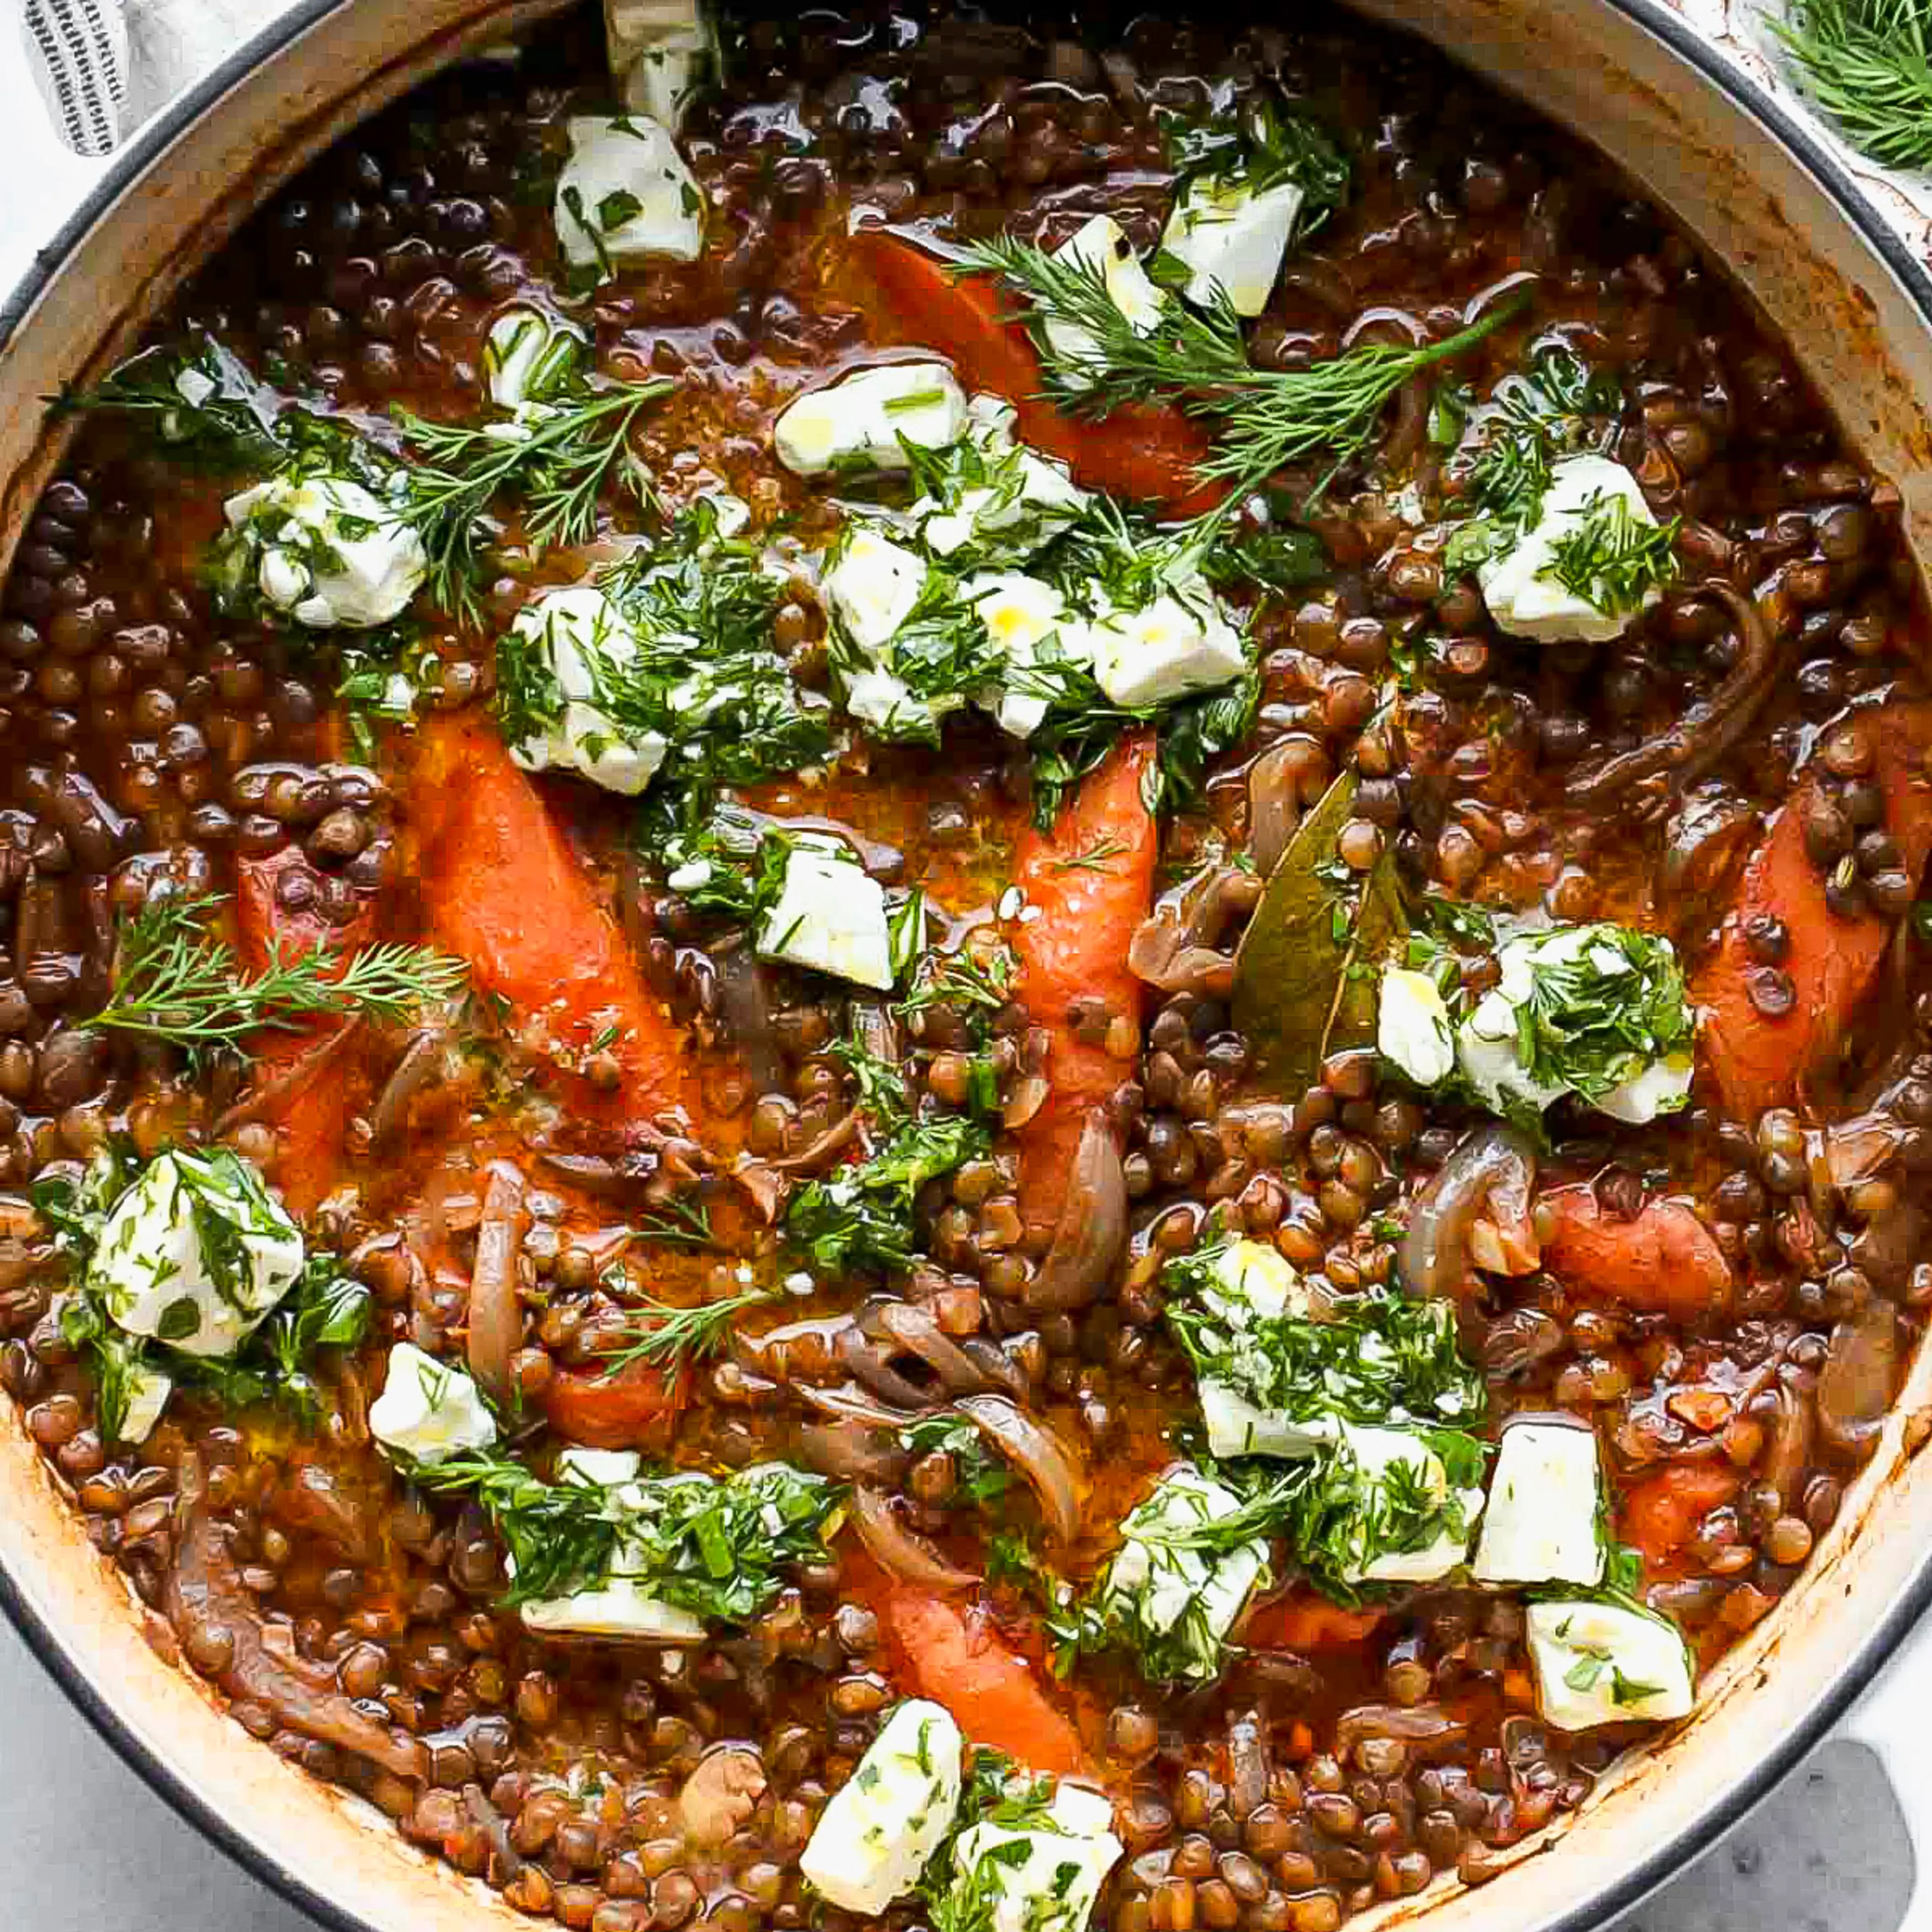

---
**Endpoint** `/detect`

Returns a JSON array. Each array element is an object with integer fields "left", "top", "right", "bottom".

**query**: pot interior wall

[{"left": 2, "top": 3, "right": 1931, "bottom": 1930}]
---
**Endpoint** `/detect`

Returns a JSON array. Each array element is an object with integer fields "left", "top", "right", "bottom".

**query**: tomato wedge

[{"left": 1540, "top": 1187, "right": 1732, "bottom": 1321}]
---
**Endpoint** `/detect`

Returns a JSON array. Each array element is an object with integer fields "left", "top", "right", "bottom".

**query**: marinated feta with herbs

[
  {"left": 1377, "top": 964, "right": 1456, "bottom": 1087},
  {"left": 757, "top": 836, "right": 896, "bottom": 990},
  {"left": 117, "top": 1362, "right": 174, "bottom": 1446},
  {"left": 823, "top": 527, "right": 932, "bottom": 656},
  {"left": 1323, "top": 1424, "right": 1487, "bottom": 1587},
  {"left": 554, "top": 113, "right": 704, "bottom": 275},
  {"left": 369, "top": 1343, "right": 498, "bottom": 1467},
  {"left": 906, "top": 395, "right": 1091, "bottom": 564},
  {"left": 1455, "top": 923, "right": 1695, "bottom": 1126},
  {"left": 1477, "top": 454, "right": 1672, "bottom": 645},
  {"left": 963, "top": 572, "right": 1086, "bottom": 739},
  {"left": 1084, "top": 573, "right": 1247, "bottom": 709},
  {"left": 1042, "top": 214, "right": 1167, "bottom": 383},
  {"left": 484, "top": 305, "right": 589, "bottom": 411},
  {"left": 1526, "top": 1598, "right": 1696, "bottom": 1729},
  {"left": 772, "top": 363, "right": 968, "bottom": 477},
  {"left": 1090, "top": 1465, "right": 1269, "bottom": 1682},
  {"left": 91, "top": 1149, "right": 305, "bottom": 1359},
  {"left": 1471, "top": 1417, "right": 1606, "bottom": 1587},
  {"left": 218, "top": 472, "right": 426, "bottom": 629},
  {"left": 1159, "top": 175, "right": 1304, "bottom": 317},
  {"left": 501, "top": 585, "right": 667, "bottom": 795},
  {"left": 798, "top": 1700, "right": 963, "bottom": 1913},
  {"left": 943, "top": 1781, "right": 1123, "bottom": 1932}
]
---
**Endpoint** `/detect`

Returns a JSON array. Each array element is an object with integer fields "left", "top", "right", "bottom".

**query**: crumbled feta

[
  {"left": 1097, "top": 1466, "right": 1269, "bottom": 1682},
  {"left": 799, "top": 1700, "right": 965, "bottom": 1913},
  {"left": 518, "top": 1449, "right": 708, "bottom": 1641},
  {"left": 823, "top": 527, "right": 930, "bottom": 654},
  {"left": 91, "top": 1149, "right": 304, "bottom": 1359},
  {"left": 908, "top": 395, "right": 1091, "bottom": 564},
  {"left": 220, "top": 474, "right": 426, "bottom": 629},
  {"left": 1472, "top": 1416, "right": 1605, "bottom": 1588},
  {"left": 1378, "top": 965, "right": 1456, "bottom": 1087},
  {"left": 1086, "top": 579, "right": 1247, "bottom": 709},
  {"left": 963, "top": 571, "right": 1089, "bottom": 739},
  {"left": 1333, "top": 1424, "right": 1485, "bottom": 1586},
  {"left": 1477, "top": 455, "right": 1663, "bottom": 645},
  {"left": 1525, "top": 1598, "right": 1696, "bottom": 1729},
  {"left": 1455, "top": 923, "right": 1693, "bottom": 1125},
  {"left": 946, "top": 1782, "right": 1123, "bottom": 1932},
  {"left": 484, "top": 305, "right": 589, "bottom": 411},
  {"left": 1044, "top": 215, "right": 1167, "bottom": 385},
  {"left": 757, "top": 835, "right": 895, "bottom": 990},
  {"left": 607, "top": 0, "right": 715, "bottom": 128},
  {"left": 1192, "top": 1241, "right": 1333, "bottom": 1460},
  {"left": 773, "top": 363, "right": 968, "bottom": 477},
  {"left": 1158, "top": 177, "right": 1303, "bottom": 317},
  {"left": 369, "top": 1342, "right": 498, "bottom": 1467},
  {"left": 1200, "top": 1382, "right": 1339, "bottom": 1462},
  {"left": 117, "top": 1363, "right": 173, "bottom": 1445},
  {"left": 554, "top": 113, "right": 705, "bottom": 274},
  {"left": 504, "top": 585, "right": 668, "bottom": 796}
]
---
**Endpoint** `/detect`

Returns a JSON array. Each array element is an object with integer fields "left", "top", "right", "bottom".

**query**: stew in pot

[{"left": 3, "top": 5, "right": 1928, "bottom": 1928}]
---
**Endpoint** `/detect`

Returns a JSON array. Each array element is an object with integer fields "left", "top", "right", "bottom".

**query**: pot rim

[{"left": 3, "top": 3, "right": 1931, "bottom": 1929}]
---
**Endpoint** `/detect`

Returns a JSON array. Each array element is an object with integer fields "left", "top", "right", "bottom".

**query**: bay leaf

[{"left": 1233, "top": 770, "right": 1410, "bottom": 1096}]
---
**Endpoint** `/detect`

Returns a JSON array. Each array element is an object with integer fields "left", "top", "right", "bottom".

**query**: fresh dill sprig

[
  {"left": 957, "top": 236, "right": 1532, "bottom": 501},
  {"left": 595, "top": 1283, "right": 779, "bottom": 1379},
  {"left": 1775, "top": 0, "right": 1932, "bottom": 168},
  {"left": 627, "top": 1198, "right": 718, "bottom": 1249},
  {"left": 1050, "top": 835, "right": 1129, "bottom": 874},
  {"left": 392, "top": 377, "right": 674, "bottom": 616},
  {"left": 88, "top": 895, "right": 466, "bottom": 1065}
]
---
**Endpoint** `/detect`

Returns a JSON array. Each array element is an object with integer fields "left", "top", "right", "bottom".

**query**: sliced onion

[
  {"left": 1002, "top": 1074, "right": 1051, "bottom": 1131},
  {"left": 850, "top": 1484, "right": 977, "bottom": 1590},
  {"left": 1025, "top": 1111, "right": 1126, "bottom": 1313},
  {"left": 732, "top": 1160, "right": 786, "bottom": 1224},
  {"left": 794, "top": 1422, "right": 911, "bottom": 1486},
  {"left": 955, "top": 1393, "right": 1084, "bottom": 1545},
  {"left": 837, "top": 1325, "right": 937, "bottom": 1411},
  {"left": 1334, "top": 1704, "right": 1466, "bottom": 1752},
  {"left": 1126, "top": 866, "right": 1256, "bottom": 996},
  {"left": 1817, "top": 1301, "right": 1898, "bottom": 1460},
  {"left": 857, "top": 1298, "right": 993, "bottom": 1394},
  {"left": 766, "top": 1110, "right": 862, "bottom": 1176},
  {"left": 1400, "top": 1125, "right": 1537, "bottom": 1304},
  {"left": 798, "top": 1381, "right": 921, "bottom": 1428},
  {"left": 715, "top": 948, "right": 781, "bottom": 1093},
  {"left": 467, "top": 1163, "right": 528, "bottom": 1402},
  {"left": 1760, "top": 1381, "right": 1814, "bottom": 1512},
  {"left": 370, "top": 1025, "right": 459, "bottom": 1150}
]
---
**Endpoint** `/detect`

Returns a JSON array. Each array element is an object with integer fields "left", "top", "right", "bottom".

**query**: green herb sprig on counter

[
  {"left": 1774, "top": 0, "right": 1932, "bottom": 168},
  {"left": 88, "top": 895, "right": 465, "bottom": 1069},
  {"left": 957, "top": 236, "right": 1532, "bottom": 502}
]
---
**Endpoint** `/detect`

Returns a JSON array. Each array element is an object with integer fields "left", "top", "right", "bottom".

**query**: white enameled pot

[{"left": 3, "top": 3, "right": 1932, "bottom": 1927}]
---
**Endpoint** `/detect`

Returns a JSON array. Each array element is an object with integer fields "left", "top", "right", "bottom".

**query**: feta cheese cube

[
  {"left": 1378, "top": 965, "right": 1456, "bottom": 1087},
  {"left": 504, "top": 585, "right": 668, "bottom": 796},
  {"left": 1477, "top": 455, "right": 1664, "bottom": 645},
  {"left": 1472, "top": 1417, "right": 1605, "bottom": 1587},
  {"left": 1159, "top": 177, "right": 1303, "bottom": 317},
  {"left": 1334, "top": 1425, "right": 1485, "bottom": 1586},
  {"left": 117, "top": 1362, "right": 173, "bottom": 1446},
  {"left": 1087, "top": 584, "right": 1247, "bottom": 709},
  {"left": 1525, "top": 1598, "right": 1696, "bottom": 1729},
  {"left": 963, "top": 571, "right": 1089, "bottom": 739},
  {"left": 758, "top": 835, "right": 895, "bottom": 990},
  {"left": 484, "top": 305, "right": 588, "bottom": 410},
  {"left": 555, "top": 114, "right": 704, "bottom": 274},
  {"left": 946, "top": 1782, "right": 1123, "bottom": 1932},
  {"left": 909, "top": 395, "right": 1091, "bottom": 564},
  {"left": 92, "top": 1150, "right": 305, "bottom": 1359},
  {"left": 1044, "top": 215, "right": 1167, "bottom": 385},
  {"left": 823, "top": 527, "right": 929, "bottom": 655},
  {"left": 844, "top": 665, "right": 960, "bottom": 740},
  {"left": 518, "top": 1449, "right": 708, "bottom": 1642},
  {"left": 1099, "top": 1466, "right": 1269, "bottom": 1682},
  {"left": 1206, "top": 1238, "right": 1304, "bottom": 1323},
  {"left": 1199, "top": 1380, "right": 1338, "bottom": 1461},
  {"left": 369, "top": 1342, "right": 498, "bottom": 1467},
  {"left": 607, "top": 0, "right": 715, "bottom": 128},
  {"left": 221, "top": 474, "right": 427, "bottom": 630},
  {"left": 1454, "top": 923, "right": 1693, "bottom": 1126},
  {"left": 799, "top": 1700, "right": 964, "bottom": 1912},
  {"left": 773, "top": 363, "right": 968, "bottom": 477}
]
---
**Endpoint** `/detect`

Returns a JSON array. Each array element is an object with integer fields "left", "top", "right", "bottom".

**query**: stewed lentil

[{"left": 5, "top": 2, "right": 1932, "bottom": 1927}]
